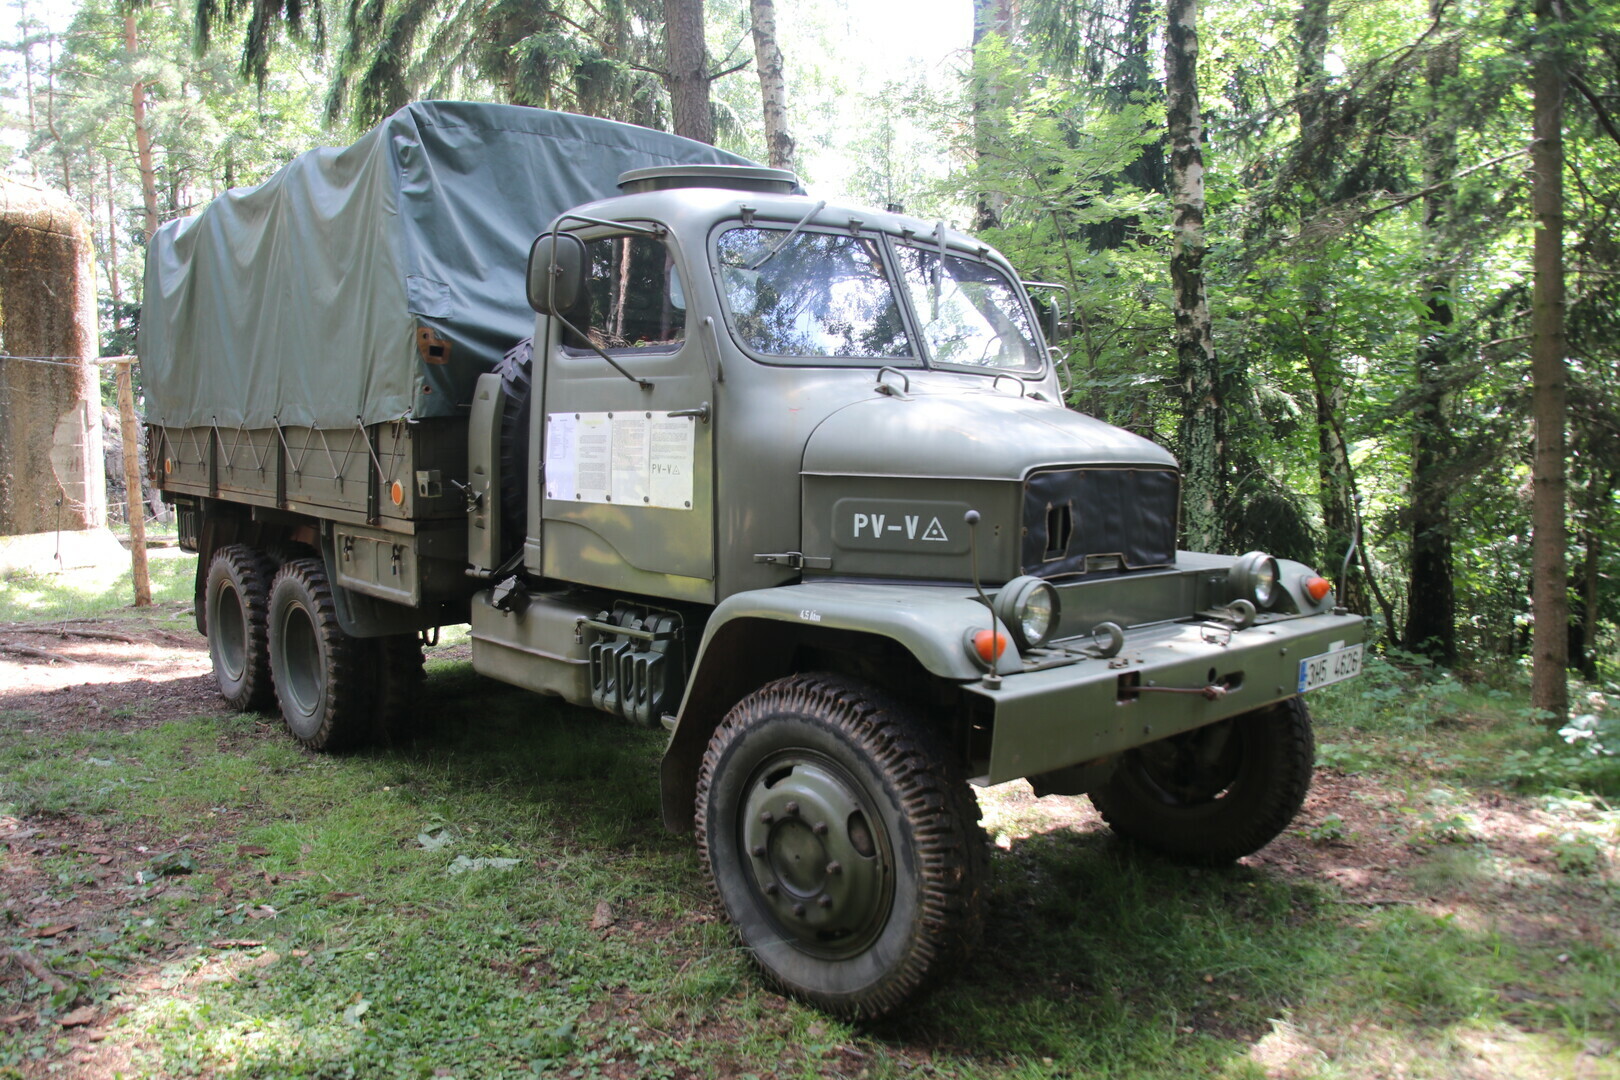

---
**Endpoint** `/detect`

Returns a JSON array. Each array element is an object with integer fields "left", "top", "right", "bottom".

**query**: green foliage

[
  {"left": 1499, "top": 697, "right": 1620, "bottom": 794},
  {"left": 1551, "top": 834, "right": 1604, "bottom": 876},
  {"left": 1313, "top": 650, "right": 1620, "bottom": 795},
  {"left": 928, "top": 30, "right": 1174, "bottom": 440},
  {"left": 1304, "top": 813, "right": 1347, "bottom": 843}
]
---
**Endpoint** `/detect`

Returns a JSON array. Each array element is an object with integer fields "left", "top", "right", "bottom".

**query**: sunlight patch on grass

[{"left": 0, "top": 550, "right": 196, "bottom": 621}]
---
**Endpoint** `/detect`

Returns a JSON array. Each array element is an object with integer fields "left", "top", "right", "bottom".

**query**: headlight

[
  {"left": 1229, "top": 551, "right": 1280, "bottom": 609},
  {"left": 992, "top": 576, "right": 1060, "bottom": 649}
]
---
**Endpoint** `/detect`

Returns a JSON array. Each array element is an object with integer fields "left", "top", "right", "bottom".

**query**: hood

[{"left": 800, "top": 388, "right": 1177, "bottom": 480}]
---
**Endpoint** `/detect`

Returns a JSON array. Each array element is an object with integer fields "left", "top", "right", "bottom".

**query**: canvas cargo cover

[{"left": 139, "top": 101, "right": 754, "bottom": 429}]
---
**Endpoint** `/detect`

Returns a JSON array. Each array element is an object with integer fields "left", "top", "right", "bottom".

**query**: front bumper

[{"left": 969, "top": 610, "right": 1364, "bottom": 783}]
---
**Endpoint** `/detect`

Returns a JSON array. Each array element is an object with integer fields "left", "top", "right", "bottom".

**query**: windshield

[
  {"left": 716, "top": 227, "right": 911, "bottom": 361},
  {"left": 895, "top": 246, "right": 1042, "bottom": 372}
]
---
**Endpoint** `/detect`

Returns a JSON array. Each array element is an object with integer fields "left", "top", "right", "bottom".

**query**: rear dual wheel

[
  {"left": 696, "top": 674, "right": 987, "bottom": 1019},
  {"left": 268, "top": 558, "right": 367, "bottom": 751},
  {"left": 204, "top": 545, "right": 276, "bottom": 712},
  {"left": 205, "top": 547, "right": 423, "bottom": 749},
  {"left": 370, "top": 631, "right": 426, "bottom": 741},
  {"left": 265, "top": 559, "right": 423, "bottom": 750}
]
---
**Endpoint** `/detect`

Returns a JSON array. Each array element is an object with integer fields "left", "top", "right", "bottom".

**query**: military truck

[{"left": 142, "top": 101, "right": 1365, "bottom": 1018}]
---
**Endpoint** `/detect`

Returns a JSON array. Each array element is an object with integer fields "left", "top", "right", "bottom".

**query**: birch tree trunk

[
  {"left": 1166, "top": 0, "right": 1224, "bottom": 551},
  {"left": 1529, "top": 0, "right": 1569, "bottom": 721},
  {"left": 664, "top": 0, "right": 713, "bottom": 144},
  {"left": 750, "top": 0, "right": 794, "bottom": 171},
  {"left": 104, "top": 159, "right": 122, "bottom": 337}
]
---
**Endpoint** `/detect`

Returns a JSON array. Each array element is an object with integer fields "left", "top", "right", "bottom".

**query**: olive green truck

[{"left": 141, "top": 102, "right": 1365, "bottom": 1017}]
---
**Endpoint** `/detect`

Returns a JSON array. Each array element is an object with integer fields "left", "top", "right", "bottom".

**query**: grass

[
  {"left": 0, "top": 549, "right": 195, "bottom": 622},
  {"left": 1, "top": 563, "right": 1617, "bottom": 1078}
]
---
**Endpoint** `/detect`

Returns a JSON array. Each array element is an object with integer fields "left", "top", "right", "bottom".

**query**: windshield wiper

[{"left": 747, "top": 200, "right": 828, "bottom": 270}]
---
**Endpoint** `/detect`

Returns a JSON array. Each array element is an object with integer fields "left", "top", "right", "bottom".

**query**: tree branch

[
  {"left": 0, "top": 643, "right": 78, "bottom": 664},
  {"left": 1353, "top": 148, "right": 1529, "bottom": 224},
  {"left": 1569, "top": 72, "right": 1620, "bottom": 150},
  {"left": 707, "top": 57, "right": 753, "bottom": 82},
  {"left": 549, "top": 11, "right": 671, "bottom": 79},
  {"left": 3, "top": 948, "right": 69, "bottom": 993}
]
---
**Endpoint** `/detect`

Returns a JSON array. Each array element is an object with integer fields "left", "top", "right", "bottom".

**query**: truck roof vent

[{"left": 617, "top": 165, "right": 800, "bottom": 195}]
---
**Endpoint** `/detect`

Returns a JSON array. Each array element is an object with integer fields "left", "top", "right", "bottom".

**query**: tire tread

[
  {"left": 268, "top": 558, "right": 366, "bottom": 752},
  {"left": 205, "top": 544, "right": 276, "bottom": 712},
  {"left": 694, "top": 673, "right": 987, "bottom": 1018},
  {"left": 1090, "top": 696, "right": 1314, "bottom": 865}
]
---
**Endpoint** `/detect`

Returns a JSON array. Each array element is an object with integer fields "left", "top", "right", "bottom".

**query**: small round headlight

[
  {"left": 1229, "top": 551, "right": 1281, "bottom": 609},
  {"left": 993, "top": 576, "right": 1060, "bottom": 650}
]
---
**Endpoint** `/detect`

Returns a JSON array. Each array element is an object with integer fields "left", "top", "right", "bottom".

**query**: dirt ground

[
  {"left": 2, "top": 611, "right": 1617, "bottom": 1078},
  {"left": 0, "top": 615, "right": 217, "bottom": 728}
]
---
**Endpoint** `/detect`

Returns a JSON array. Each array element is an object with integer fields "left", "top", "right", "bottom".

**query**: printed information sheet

[{"left": 545, "top": 411, "right": 696, "bottom": 510}]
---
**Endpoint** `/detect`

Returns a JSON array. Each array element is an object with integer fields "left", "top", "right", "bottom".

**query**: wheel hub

[
  {"left": 1136, "top": 718, "right": 1242, "bottom": 803},
  {"left": 279, "top": 604, "right": 322, "bottom": 719},
  {"left": 212, "top": 583, "right": 247, "bottom": 680},
  {"left": 740, "top": 757, "right": 892, "bottom": 955}
]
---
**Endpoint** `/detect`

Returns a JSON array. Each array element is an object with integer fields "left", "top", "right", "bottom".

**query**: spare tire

[{"left": 495, "top": 338, "right": 532, "bottom": 556}]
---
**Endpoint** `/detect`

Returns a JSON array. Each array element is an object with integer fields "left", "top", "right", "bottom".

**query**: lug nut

[
  {"left": 818, "top": 896, "right": 833, "bottom": 909},
  {"left": 751, "top": 845, "right": 767, "bottom": 858},
  {"left": 760, "top": 811, "right": 774, "bottom": 824},
  {"left": 813, "top": 821, "right": 828, "bottom": 836},
  {"left": 785, "top": 801, "right": 800, "bottom": 816},
  {"left": 826, "top": 861, "right": 842, "bottom": 875},
  {"left": 763, "top": 882, "right": 779, "bottom": 896},
  {"left": 792, "top": 903, "right": 806, "bottom": 917}
]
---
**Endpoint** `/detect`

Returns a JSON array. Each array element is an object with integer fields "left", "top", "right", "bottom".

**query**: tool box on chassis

[{"left": 143, "top": 101, "right": 1366, "bottom": 1023}]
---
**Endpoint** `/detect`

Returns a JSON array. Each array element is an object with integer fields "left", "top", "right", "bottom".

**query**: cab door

[{"left": 535, "top": 228, "right": 717, "bottom": 604}]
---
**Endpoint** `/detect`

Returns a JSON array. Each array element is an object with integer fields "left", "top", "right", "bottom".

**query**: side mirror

[
  {"left": 1022, "top": 280, "right": 1071, "bottom": 344},
  {"left": 527, "top": 233, "right": 587, "bottom": 315}
]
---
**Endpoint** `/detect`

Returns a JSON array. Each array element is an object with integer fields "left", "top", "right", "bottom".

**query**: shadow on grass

[
  {"left": 6, "top": 656, "right": 1596, "bottom": 1079},
  {"left": 351, "top": 664, "right": 1534, "bottom": 1077}
]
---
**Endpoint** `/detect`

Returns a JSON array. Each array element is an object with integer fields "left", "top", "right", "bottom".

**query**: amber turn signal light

[
  {"left": 1304, "top": 576, "right": 1332, "bottom": 602},
  {"left": 972, "top": 629, "right": 1009, "bottom": 663}
]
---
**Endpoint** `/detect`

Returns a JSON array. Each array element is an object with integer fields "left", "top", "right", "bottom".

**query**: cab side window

[{"left": 561, "top": 235, "right": 686, "bottom": 353}]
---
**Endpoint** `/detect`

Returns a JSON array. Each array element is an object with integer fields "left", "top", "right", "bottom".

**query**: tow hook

[{"left": 1130, "top": 683, "right": 1229, "bottom": 702}]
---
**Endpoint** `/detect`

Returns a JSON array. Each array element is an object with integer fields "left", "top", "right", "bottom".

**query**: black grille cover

[{"left": 1022, "top": 466, "right": 1180, "bottom": 579}]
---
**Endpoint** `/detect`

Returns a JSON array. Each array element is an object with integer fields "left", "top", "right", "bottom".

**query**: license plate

[{"left": 1298, "top": 643, "right": 1363, "bottom": 692}]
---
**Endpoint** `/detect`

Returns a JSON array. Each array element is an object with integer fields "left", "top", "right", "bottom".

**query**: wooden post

[{"left": 114, "top": 358, "right": 152, "bottom": 606}]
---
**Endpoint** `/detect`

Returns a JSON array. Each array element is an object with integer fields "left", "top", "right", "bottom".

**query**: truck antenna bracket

[{"left": 964, "top": 509, "right": 1002, "bottom": 689}]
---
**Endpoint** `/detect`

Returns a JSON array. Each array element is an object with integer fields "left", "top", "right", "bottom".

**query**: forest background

[{"left": 2, "top": 0, "right": 1619, "bottom": 710}]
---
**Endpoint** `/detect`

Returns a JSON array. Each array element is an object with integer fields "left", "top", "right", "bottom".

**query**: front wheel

[
  {"left": 1089, "top": 697, "right": 1315, "bottom": 864},
  {"left": 695, "top": 674, "right": 987, "bottom": 1019}
]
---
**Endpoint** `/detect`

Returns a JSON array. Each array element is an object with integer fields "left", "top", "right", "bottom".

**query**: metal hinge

[{"left": 753, "top": 551, "right": 832, "bottom": 570}]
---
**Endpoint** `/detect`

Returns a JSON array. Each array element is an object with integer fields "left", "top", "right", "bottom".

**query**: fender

[{"left": 659, "top": 581, "right": 1011, "bottom": 831}]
